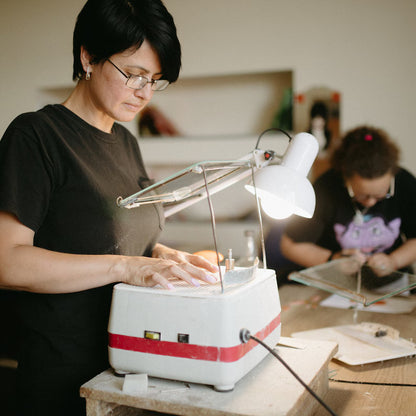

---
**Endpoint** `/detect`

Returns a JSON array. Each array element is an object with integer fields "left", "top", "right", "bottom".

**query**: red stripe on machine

[{"left": 109, "top": 314, "right": 280, "bottom": 363}]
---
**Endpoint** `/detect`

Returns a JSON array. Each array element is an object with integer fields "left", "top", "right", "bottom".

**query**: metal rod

[
  {"left": 202, "top": 166, "right": 224, "bottom": 293},
  {"left": 250, "top": 163, "right": 267, "bottom": 269}
]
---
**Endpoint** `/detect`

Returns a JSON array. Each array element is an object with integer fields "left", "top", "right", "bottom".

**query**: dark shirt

[
  {"left": 0, "top": 104, "right": 164, "bottom": 415},
  {"left": 285, "top": 168, "right": 416, "bottom": 255}
]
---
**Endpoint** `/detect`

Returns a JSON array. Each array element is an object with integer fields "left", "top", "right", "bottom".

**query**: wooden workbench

[
  {"left": 80, "top": 335, "right": 336, "bottom": 416},
  {"left": 80, "top": 284, "right": 416, "bottom": 415},
  {"left": 279, "top": 285, "right": 416, "bottom": 416}
]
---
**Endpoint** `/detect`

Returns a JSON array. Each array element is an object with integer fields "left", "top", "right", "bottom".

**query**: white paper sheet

[{"left": 292, "top": 322, "right": 416, "bottom": 365}]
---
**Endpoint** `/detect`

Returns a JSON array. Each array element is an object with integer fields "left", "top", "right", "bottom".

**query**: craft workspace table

[
  {"left": 279, "top": 285, "right": 416, "bottom": 416},
  {"left": 80, "top": 284, "right": 416, "bottom": 416},
  {"left": 80, "top": 336, "right": 336, "bottom": 416}
]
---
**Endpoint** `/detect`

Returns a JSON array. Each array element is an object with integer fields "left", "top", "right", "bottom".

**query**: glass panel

[
  {"left": 288, "top": 258, "right": 416, "bottom": 306},
  {"left": 117, "top": 159, "right": 254, "bottom": 210}
]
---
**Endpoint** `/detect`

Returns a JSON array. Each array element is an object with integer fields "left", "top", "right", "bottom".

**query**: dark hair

[
  {"left": 330, "top": 125, "right": 400, "bottom": 179},
  {"left": 72, "top": 0, "right": 181, "bottom": 82}
]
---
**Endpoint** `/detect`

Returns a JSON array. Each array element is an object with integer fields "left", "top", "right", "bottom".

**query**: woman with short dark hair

[{"left": 0, "top": 1, "right": 218, "bottom": 414}]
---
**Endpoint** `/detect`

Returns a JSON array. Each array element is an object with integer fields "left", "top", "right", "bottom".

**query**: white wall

[{"left": 1, "top": 0, "right": 415, "bottom": 172}]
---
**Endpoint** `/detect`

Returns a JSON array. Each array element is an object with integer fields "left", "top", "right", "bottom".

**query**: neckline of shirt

[{"left": 52, "top": 104, "right": 122, "bottom": 144}]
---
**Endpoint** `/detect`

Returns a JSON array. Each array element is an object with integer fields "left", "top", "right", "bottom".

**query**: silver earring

[{"left": 85, "top": 71, "right": 91, "bottom": 80}]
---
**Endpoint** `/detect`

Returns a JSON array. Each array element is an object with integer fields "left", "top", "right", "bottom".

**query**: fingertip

[
  {"left": 191, "top": 278, "right": 201, "bottom": 287},
  {"left": 211, "top": 264, "right": 220, "bottom": 272},
  {"left": 191, "top": 254, "right": 220, "bottom": 272},
  {"left": 154, "top": 272, "right": 176, "bottom": 290},
  {"left": 205, "top": 274, "right": 218, "bottom": 284}
]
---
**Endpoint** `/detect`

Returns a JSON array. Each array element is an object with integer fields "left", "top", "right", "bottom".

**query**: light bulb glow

[
  {"left": 258, "top": 192, "right": 295, "bottom": 219},
  {"left": 245, "top": 165, "right": 316, "bottom": 219}
]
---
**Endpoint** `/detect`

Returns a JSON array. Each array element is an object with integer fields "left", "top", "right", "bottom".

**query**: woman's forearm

[
  {"left": 0, "top": 243, "right": 124, "bottom": 293},
  {"left": 0, "top": 212, "right": 218, "bottom": 294},
  {"left": 0, "top": 211, "right": 121, "bottom": 293},
  {"left": 389, "top": 238, "right": 416, "bottom": 270},
  {"left": 280, "top": 233, "right": 331, "bottom": 268}
]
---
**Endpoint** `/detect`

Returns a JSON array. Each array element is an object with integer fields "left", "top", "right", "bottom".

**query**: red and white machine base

[{"left": 108, "top": 267, "right": 281, "bottom": 391}]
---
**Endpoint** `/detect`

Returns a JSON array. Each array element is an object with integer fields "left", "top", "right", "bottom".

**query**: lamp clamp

[{"left": 251, "top": 149, "right": 277, "bottom": 169}]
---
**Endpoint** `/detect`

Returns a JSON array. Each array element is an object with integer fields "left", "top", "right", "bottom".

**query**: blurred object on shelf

[
  {"left": 138, "top": 105, "right": 181, "bottom": 137},
  {"left": 294, "top": 86, "right": 341, "bottom": 180},
  {"left": 270, "top": 87, "right": 293, "bottom": 132}
]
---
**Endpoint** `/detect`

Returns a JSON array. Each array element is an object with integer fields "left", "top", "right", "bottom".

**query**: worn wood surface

[
  {"left": 80, "top": 336, "right": 336, "bottom": 416},
  {"left": 81, "top": 284, "right": 416, "bottom": 415},
  {"left": 279, "top": 284, "right": 416, "bottom": 415}
]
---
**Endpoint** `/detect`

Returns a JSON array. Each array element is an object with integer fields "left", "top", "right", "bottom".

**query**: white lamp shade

[
  {"left": 246, "top": 165, "right": 316, "bottom": 219},
  {"left": 245, "top": 132, "right": 318, "bottom": 219},
  {"left": 282, "top": 132, "right": 319, "bottom": 173}
]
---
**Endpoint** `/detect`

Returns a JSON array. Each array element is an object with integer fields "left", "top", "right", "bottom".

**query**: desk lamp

[
  {"left": 117, "top": 130, "right": 318, "bottom": 271},
  {"left": 108, "top": 130, "right": 319, "bottom": 391}
]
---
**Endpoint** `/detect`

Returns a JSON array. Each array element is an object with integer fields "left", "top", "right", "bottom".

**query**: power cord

[
  {"left": 254, "top": 127, "right": 292, "bottom": 150},
  {"left": 240, "top": 329, "right": 338, "bottom": 416}
]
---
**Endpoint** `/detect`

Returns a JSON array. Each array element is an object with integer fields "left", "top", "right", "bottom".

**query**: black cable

[
  {"left": 329, "top": 378, "right": 416, "bottom": 387},
  {"left": 254, "top": 127, "right": 292, "bottom": 150},
  {"left": 240, "top": 329, "right": 338, "bottom": 416}
]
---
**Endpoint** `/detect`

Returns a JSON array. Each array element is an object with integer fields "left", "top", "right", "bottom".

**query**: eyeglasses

[
  {"left": 107, "top": 59, "right": 170, "bottom": 91},
  {"left": 347, "top": 176, "right": 395, "bottom": 203}
]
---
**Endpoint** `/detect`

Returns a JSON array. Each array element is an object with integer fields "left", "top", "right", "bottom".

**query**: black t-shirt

[
  {"left": 0, "top": 104, "right": 164, "bottom": 414},
  {"left": 285, "top": 168, "right": 416, "bottom": 254}
]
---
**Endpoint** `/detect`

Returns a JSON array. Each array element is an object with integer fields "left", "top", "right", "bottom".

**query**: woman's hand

[
  {"left": 331, "top": 248, "right": 367, "bottom": 264},
  {"left": 366, "top": 252, "right": 397, "bottom": 277},
  {"left": 120, "top": 244, "right": 219, "bottom": 290},
  {"left": 152, "top": 244, "right": 219, "bottom": 272}
]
